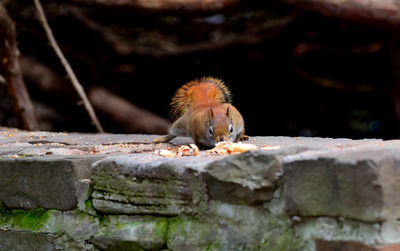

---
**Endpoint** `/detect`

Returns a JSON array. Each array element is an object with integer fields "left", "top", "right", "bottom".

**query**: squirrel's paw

[{"left": 240, "top": 135, "right": 249, "bottom": 141}]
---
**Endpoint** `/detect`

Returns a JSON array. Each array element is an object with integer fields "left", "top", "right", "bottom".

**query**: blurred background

[{"left": 1, "top": 0, "right": 400, "bottom": 139}]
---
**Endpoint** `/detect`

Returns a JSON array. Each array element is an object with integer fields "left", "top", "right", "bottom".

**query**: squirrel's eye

[
  {"left": 229, "top": 124, "right": 233, "bottom": 133},
  {"left": 209, "top": 126, "right": 213, "bottom": 136}
]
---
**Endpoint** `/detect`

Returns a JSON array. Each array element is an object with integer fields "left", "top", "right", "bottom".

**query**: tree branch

[
  {"left": 33, "top": 0, "right": 104, "bottom": 132},
  {"left": 66, "top": 0, "right": 240, "bottom": 12},
  {"left": 21, "top": 56, "right": 169, "bottom": 134},
  {"left": 71, "top": 8, "right": 299, "bottom": 58},
  {"left": 279, "top": 0, "right": 400, "bottom": 28}
]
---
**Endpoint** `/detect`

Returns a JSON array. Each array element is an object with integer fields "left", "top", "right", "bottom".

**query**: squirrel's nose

[{"left": 216, "top": 135, "right": 227, "bottom": 142}]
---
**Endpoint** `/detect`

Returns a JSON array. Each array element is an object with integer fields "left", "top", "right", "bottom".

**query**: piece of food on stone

[{"left": 208, "top": 141, "right": 258, "bottom": 155}]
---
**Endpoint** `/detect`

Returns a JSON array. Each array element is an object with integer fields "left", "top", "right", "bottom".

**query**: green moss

[
  {"left": 0, "top": 207, "right": 53, "bottom": 231},
  {"left": 167, "top": 216, "right": 217, "bottom": 246},
  {"left": 275, "top": 228, "right": 301, "bottom": 251},
  {"left": 84, "top": 199, "right": 92, "bottom": 210},
  {"left": 204, "top": 243, "right": 222, "bottom": 251},
  {"left": 256, "top": 226, "right": 302, "bottom": 251},
  {"left": 83, "top": 198, "right": 95, "bottom": 214},
  {"left": 153, "top": 217, "right": 168, "bottom": 242},
  {"left": 115, "top": 222, "right": 129, "bottom": 230},
  {"left": 113, "top": 216, "right": 168, "bottom": 242},
  {"left": 12, "top": 208, "right": 53, "bottom": 231},
  {"left": 98, "top": 214, "right": 111, "bottom": 226},
  {"left": 0, "top": 206, "right": 10, "bottom": 226}
]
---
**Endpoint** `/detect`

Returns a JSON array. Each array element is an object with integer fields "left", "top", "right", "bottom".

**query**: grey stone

[
  {"left": 167, "top": 200, "right": 301, "bottom": 251},
  {"left": 0, "top": 156, "right": 99, "bottom": 210},
  {"left": 314, "top": 239, "right": 400, "bottom": 251},
  {"left": 0, "top": 130, "right": 160, "bottom": 146},
  {"left": 38, "top": 133, "right": 163, "bottom": 146},
  {"left": 0, "top": 230, "right": 57, "bottom": 251},
  {"left": 0, "top": 217, "right": 98, "bottom": 251},
  {"left": 0, "top": 208, "right": 99, "bottom": 242},
  {"left": 76, "top": 179, "right": 97, "bottom": 216},
  {"left": 294, "top": 217, "right": 400, "bottom": 251},
  {"left": 91, "top": 155, "right": 209, "bottom": 215},
  {"left": 202, "top": 150, "right": 282, "bottom": 205},
  {"left": 247, "top": 136, "right": 382, "bottom": 152},
  {"left": 283, "top": 146, "right": 400, "bottom": 222},
  {"left": 90, "top": 215, "right": 167, "bottom": 251},
  {"left": 54, "top": 234, "right": 98, "bottom": 251},
  {"left": 45, "top": 211, "right": 99, "bottom": 242}
]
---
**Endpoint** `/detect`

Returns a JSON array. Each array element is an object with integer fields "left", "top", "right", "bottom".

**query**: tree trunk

[{"left": 0, "top": 4, "right": 39, "bottom": 131}]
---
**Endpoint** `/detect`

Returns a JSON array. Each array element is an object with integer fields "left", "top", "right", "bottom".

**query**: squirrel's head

[
  {"left": 201, "top": 106, "right": 235, "bottom": 147},
  {"left": 192, "top": 104, "right": 243, "bottom": 149}
]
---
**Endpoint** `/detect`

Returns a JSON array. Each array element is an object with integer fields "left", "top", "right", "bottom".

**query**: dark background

[{"left": 2, "top": 0, "right": 399, "bottom": 139}]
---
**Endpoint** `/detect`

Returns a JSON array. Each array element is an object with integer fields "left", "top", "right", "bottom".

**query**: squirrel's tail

[{"left": 170, "top": 77, "right": 232, "bottom": 120}]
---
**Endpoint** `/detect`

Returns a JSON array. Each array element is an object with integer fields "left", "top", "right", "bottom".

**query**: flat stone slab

[{"left": 0, "top": 127, "right": 385, "bottom": 156}]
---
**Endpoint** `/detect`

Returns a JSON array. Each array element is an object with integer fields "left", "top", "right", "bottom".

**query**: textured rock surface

[
  {"left": 0, "top": 230, "right": 57, "bottom": 251},
  {"left": 91, "top": 155, "right": 210, "bottom": 215},
  {"left": 315, "top": 240, "right": 400, "bottom": 251},
  {"left": 90, "top": 215, "right": 168, "bottom": 250},
  {"left": 167, "top": 200, "right": 301, "bottom": 250},
  {"left": 0, "top": 128, "right": 400, "bottom": 250},
  {"left": 203, "top": 149, "right": 298, "bottom": 205},
  {"left": 284, "top": 144, "right": 400, "bottom": 222},
  {"left": 0, "top": 156, "right": 100, "bottom": 210}
]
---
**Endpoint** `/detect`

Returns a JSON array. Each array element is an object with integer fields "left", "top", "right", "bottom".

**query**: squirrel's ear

[
  {"left": 226, "top": 106, "right": 231, "bottom": 118},
  {"left": 208, "top": 108, "right": 214, "bottom": 120}
]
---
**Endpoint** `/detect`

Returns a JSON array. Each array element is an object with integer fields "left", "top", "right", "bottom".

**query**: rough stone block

[
  {"left": 0, "top": 207, "right": 100, "bottom": 250},
  {"left": 0, "top": 156, "right": 99, "bottom": 210},
  {"left": 91, "top": 154, "right": 209, "bottom": 215},
  {"left": 167, "top": 201, "right": 301, "bottom": 251},
  {"left": 75, "top": 179, "right": 97, "bottom": 216},
  {"left": 315, "top": 240, "right": 400, "bottom": 251},
  {"left": 90, "top": 215, "right": 167, "bottom": 250},
  {"left": 0, "top": 207, "right": 99, "bottom": 241},
  {"left": 284, "top": 147, "right": 400, "bottom": 222},
  {"left": 0, "top": 230, "right": 56, "bottom": 251},
  {"left": 203, "top": 150, "right": 283, "bottom": 205}
]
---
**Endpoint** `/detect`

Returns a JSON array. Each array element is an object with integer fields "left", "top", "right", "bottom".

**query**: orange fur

[
  {"left": 170, "top": 77, "right": 232, "bottom": 120},
  {"left": 154, "top": 77, "right": 246, "bottom": 149}
]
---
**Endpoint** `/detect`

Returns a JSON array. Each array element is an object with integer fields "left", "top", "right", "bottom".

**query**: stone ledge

[{"left": 0, "top": 128, "right": 400, "bottom": 250}]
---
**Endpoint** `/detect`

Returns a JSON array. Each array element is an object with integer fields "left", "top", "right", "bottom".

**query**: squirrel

[{"left": 153, "top": 77, "right": 247, "bottom": 149}]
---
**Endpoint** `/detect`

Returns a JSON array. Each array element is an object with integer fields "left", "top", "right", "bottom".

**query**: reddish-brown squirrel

[{"left": 154, "top": 77, "right": 247, "bottom": 149}]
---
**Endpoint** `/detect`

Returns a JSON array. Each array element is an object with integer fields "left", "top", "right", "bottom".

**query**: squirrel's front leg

[{"left": 234, "top": 132, "right": 249, "bottom": 142}]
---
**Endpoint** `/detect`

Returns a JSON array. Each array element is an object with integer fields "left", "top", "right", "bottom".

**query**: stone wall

[{"left": 0, "top": 128, "right": 400, "bottom": 250}]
